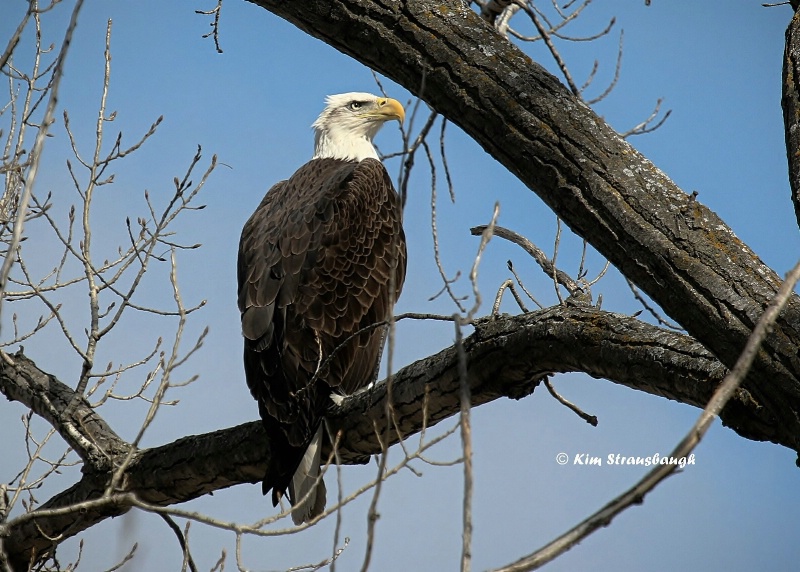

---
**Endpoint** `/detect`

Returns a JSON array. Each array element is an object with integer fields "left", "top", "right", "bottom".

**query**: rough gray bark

[
  {"left": 248, "top": 0, "right": 800, "bottom": 453},
  {"left": 1, "top": 306, "right": 765, "bottom": 567},
  {"left": 0, "top": 351, "right": 131, "bottom": 469},
  {"left": 783, "top": 9, "right": 800, "bottom": 227}
]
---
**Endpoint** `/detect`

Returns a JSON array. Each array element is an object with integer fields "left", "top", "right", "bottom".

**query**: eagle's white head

[{"left": 312, "top": 92, "right": 405, "bottom": 162}]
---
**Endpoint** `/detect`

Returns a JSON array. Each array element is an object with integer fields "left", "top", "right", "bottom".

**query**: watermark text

[{"left": 556, "top": 452, "right": 696, "bottom": 468}]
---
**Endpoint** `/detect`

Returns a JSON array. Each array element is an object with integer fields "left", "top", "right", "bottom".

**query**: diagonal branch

[
  {"left": 3, "top": 305, "right": 796, "bottom": 568},
  {"left": 246, "top": 0, "right": 800, "bottom": 452},
  {"left": 782, "top": 8, "right": 800, "bottom": 230},
  {"left": 470, "top": 224, "right": 583, "bottom": 297},
  {"left": 491, "top": 261, "right": 800, "bottom": 572},
  {"left": 0, "top": 350, "right": 130, "bottom": 470}
]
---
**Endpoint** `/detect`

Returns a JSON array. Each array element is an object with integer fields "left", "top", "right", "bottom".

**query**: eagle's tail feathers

[{"left": 289, "top": 425, "right": 326, "bottom": 524}]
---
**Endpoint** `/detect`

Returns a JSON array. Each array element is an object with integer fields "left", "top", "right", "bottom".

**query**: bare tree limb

[
  {"left": 491, "top": 259, "right": 800, "bottom": 572},
  {"left": 0, "top": 350, "right": 130, "bottom": 469},
  {"left": 782, "top": 8, "right": 800, "bottom": 229},
  {"left": 471, "top": 224, "right": 583, "bottom": 298},
  {"left": 246, "top": 0, "right": 800, "bottom": 455},
  {"left": 0, "top": 0, "right": 85, "bottom": 322},
  {"left": 3, "top": 304, "right": 792, "bottom": 568}
]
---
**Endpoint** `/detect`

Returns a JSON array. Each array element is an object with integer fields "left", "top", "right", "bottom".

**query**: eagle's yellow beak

[{"left": 374, "top": 97, "right": 405, "bottom": 124}]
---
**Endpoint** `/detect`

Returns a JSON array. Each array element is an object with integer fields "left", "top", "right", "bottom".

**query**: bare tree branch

[
  {"left": 0, "top": 0, "right": 85, "bottom": 323},
  {"left": 3, "top": 303, "right": 790, "bottom": 567},
  {"left": 492, "top": 259, "right": 800, "bottom": 571},
  {"left": 782, "top": 8, "right": 800, "bottom": 229},
  {"left": 247, "top": 0, "right": 800, "bottom": 451},
  {"left": 471, "top": 224, "right": 584, "bottom": 298},
  {"left": 0, "top": 350, "right": 130, "bottom": 469}
]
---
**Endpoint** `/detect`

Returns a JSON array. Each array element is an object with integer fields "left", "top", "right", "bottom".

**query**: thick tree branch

[
  {"left": 0, "top": 350, "right": 130, "bottom": 470},
  {"left": 247, "top": 0, "right": 800, "bottom": 449},
  {"left": 494, "top": 260, "right": 800, "bottom": 572},
  {"left": 782, "top": 8, "right": 800, "bottom": 229},
  {"left": 3, "top": 306, "right": 793, "bottom": 568}
]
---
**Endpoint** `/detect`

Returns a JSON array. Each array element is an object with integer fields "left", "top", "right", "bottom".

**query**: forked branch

[{"left": 4, "top": 303, "right": 793, "bottom": 568}]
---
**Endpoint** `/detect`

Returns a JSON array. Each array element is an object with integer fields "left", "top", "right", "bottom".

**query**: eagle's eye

[{"left": 349, "top": 101, "right": 364, "bottom": 111}]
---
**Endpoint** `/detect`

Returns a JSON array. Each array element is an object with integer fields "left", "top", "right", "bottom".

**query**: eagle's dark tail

[
  {"left": 258, "top": 406, "right": 299, "bottom": 500},
  {"left": 259, "top": 406, "right": 325, "bottom": 523}
]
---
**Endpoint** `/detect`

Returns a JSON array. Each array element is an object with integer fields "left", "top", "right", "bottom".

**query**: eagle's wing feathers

[{"left": 237, "top": 157, "right": 406, "bottom": 502}]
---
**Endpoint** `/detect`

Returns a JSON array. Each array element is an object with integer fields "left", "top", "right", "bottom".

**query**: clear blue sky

[{"left": 2, "top": 1, "right": 798, "bottom": 571}]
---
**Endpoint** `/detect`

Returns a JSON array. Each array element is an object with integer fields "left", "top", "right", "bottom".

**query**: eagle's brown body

[{"left": 237, "top": 155, "right": 406, "bottom": 519}]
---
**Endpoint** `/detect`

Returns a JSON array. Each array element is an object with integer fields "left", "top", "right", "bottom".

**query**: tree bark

[
  {"left": 783, "top": 8, "right": 800, "bottom": 227},
  {"left": 0, "top": 351, "right": 131, "bottom": 469},
  {"left": 2, "top": 306, "right": 783, "bottom": 568},
  {"left": 248, "top": 0, "right": 800, "bottom": 454}
]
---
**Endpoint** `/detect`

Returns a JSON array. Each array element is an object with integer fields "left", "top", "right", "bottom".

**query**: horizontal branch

[{"left": 3, "top": 306, "right": 792, "bottom": 567}]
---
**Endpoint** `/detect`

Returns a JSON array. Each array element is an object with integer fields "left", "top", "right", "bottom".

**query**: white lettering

[{"left": 572, "top": 453, "right": 697, "bottom": 468}]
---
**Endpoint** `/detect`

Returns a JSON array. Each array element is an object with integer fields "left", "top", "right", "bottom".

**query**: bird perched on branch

[{"left": 237, "top": 92, "right": 407, "bottom": 524}]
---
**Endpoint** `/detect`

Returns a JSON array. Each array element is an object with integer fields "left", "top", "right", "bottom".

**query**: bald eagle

[{"left": 237, "top": 93, "right": 407, "bottom": 524}]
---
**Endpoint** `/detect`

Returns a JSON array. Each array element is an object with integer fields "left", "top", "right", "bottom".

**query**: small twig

[
  {"left": 620, "top": 98, "right": 672, "bottom": 138},
  {"left": 286, "top": 538, "right": 349, "bottom": 572},
  {"left": 466, "top": 203, "right": 500, "bottom": 322},
  {"left": 543, "top": 377, "right": 597, "bottom": 426},
  {"left": 551, "top": 218, "right": 565, "bottom": 304},
  {"left": 360, "top": 431, "right": 386, "bottom": 571},
  {"left": 551, "top": 13, "right": 614, "bottom": 43},
  {"left": 397, "top": 109, "right": 438, "bottom": 207},
  {"left": 326, "top": 423, "right": 345, "bottom": 572},
  {"left": 439, "top": 118, "right": 455, "bottom": 203},
  {"left": 508, "top": 260, "right": 544, "bottom": 309},
  {"left": 195, "top": 0, "right": 224, "bottom": 53},
  {"left": 521, "top": 3, "right": 580, "bottom": 96},
  {"left": 0, "top": 1, "right": 33, "bottom": 73},
  {"left": 103, "top": 543, "right": 138, "bottom": 572},
  {"left": 625, "top": 277, "right": 683, "bottom": 330},
  {"left": 492, "top": 278, "right": 530, "bottom": 315},
  {"left": 506, "top": 0, "right": 605, "bottom": 44},
  {"left": 429, "top": 140, "right": 467, "bottom": 312},
  {"left": 210, "top": 550, "right": 227, "bottom": 572},
  {"left": 585, "top": 30, "right": 623, "bottom": 105},
  {"left": 470, "top": 225, "right": 583, "bottom": 298},
  {"left": 158, "top": 514, "right": 198, "bottom": 572},
  {"left": 454, "top": 318, "right": 473, "bottom": 572},
  {"left": 584, "top": 259, "right": 610, "bottom": 288},
  {"left": 74, "top": 17, "right": 115, "bottom": 403}
]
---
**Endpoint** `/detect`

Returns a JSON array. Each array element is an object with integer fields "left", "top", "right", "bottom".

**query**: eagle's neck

[{"left": 312, "top": 128, "right": 380, "bottom": 162}]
